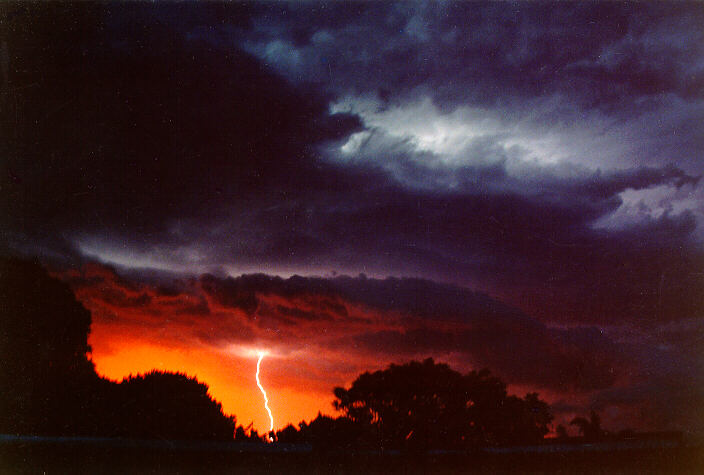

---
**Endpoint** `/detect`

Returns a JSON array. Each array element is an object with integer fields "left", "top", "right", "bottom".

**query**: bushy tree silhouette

[
  {"left": 0, "top": 256, "right": 236, "bottom": 440},
  {"left": 276, "top": 424, "right": 296, "bottom": 444},
  {"left": 0, "top": 257, "right": 98, "bottom": 435},
  {"left": 298, "top": 413, "right": 366, "bottom": 451},
  {"left": 488, "top": 392, "right": 553, "bottom": 446},
  {"left": 333, "top": 358, "right": 552, "bottom": 450},
  {"left": 570, "top": 410, "right": 604, "bottom": 442},
  {"left": 276, "top": 423, "right": 303, "bottom": 443},
  {"left": 109, "top": 371, "right": 236, "bottom": 440}
]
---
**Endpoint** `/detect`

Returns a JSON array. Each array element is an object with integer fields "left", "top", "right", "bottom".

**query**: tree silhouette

[
  {"left": 333, "top": 358, "right": 552, "bottom": 450},
  {"left": 570, "top": 410, "right": 604, "bottom": 441},
  {"left": 0, "top": 257, "right": 98, "bottom": 435},
  {"left": 235, "top": 422, "right": 266, "bottom": 443},
  {"left": 0, "top": 256, "right": 237, "bottom": 440},
  {"left": 109, "top": 371, "right": 236, "bottom": 440},
  {"left": 297, "top": 413, "right": 367, "bottom": 451},
  {"left": 276, "top": 423, "right": 303, "bottom": 443}
]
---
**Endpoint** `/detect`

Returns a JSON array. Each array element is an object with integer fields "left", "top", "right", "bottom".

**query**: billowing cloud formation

[{"left": 4, "top": 2, "right": 704, "bottom": 434}]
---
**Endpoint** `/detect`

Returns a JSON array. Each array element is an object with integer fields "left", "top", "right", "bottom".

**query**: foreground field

[{"left": 1, "top": 439, "right": 702, "bottom": 474}]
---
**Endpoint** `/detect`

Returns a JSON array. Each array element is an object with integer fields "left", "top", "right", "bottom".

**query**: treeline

[
  {"left": 1, "top": 257, "right": 553, "bottom": 449},
  {"left": 269, "top": 358, "right": 552, "bottom": 451}
]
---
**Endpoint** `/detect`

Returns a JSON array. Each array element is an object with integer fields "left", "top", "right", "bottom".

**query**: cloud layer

[{"left": 3, "top": 2, "right": 703, "bottom": 433}]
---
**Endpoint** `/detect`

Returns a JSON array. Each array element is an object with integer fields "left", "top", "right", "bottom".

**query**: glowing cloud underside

[{"left": 256, "top": 352, "right": 274, "bottom": 436}]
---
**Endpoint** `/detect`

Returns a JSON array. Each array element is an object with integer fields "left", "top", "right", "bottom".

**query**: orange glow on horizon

[{"left": 88, "top": 328, "right": 334, "bottom": 434}]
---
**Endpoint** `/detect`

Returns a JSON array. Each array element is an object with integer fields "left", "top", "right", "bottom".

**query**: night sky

[{"left": 2, "top": 2, "right": 703, "bottom": 435}]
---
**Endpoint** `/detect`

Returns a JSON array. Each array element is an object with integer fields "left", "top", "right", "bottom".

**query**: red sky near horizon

[
  {"left": 62, "top": 263, "right": 426, "bottom": 432},
  {"left": 54, "top": 261, "right": 656, "bottom": 436}
]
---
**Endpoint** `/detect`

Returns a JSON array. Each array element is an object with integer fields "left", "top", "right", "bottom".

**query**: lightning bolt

[{"left": 256, "top": 351, "right": 274, "bottom": 441}]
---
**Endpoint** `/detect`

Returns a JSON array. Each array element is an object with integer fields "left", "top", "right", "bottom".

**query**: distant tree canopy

[
  {"left": 570, "top": 410, "right": 604, "bottom": 442},
  {"left": 333, "top": 358, "right": 552, "bottom": 449},
  {"left": 0, "top": 256, "right": 235, "bottom": 440}
]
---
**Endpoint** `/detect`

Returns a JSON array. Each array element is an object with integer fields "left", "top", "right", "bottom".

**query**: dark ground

[{"left": 0, "top": 440, "right": 702, "bottom": 474}]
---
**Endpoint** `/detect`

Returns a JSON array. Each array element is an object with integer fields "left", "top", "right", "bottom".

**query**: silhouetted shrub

[{"left": 333, "top": 358, "right": 552, "bottom": 450}]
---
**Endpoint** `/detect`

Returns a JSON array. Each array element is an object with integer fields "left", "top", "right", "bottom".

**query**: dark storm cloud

[
  {"left": 560, "top": 165, "right": 699, "bottom": 201},
  {"left": 66, "top": 265, "right": 626, "bottom": 392},
  {"left": 4, "top": 2, "right": 703, "bottom": 326},
  {"left": 200, "top": 272, "right": 530, "bottom": 326},
  {"left": 4, "top": 1, "right": 704, "bottom": 432},
  {"left": 239, "top": 2, "right": 704, "bottom": 109},
  {"left": 591, "top": 371, "right": 704, "bottom": 432},
  {"left": 1, "top": 3, "right": 362, "bottom": 247},
  {"left": 179, "top": 181, "right": 702, "bottom": 325},
  {"left": 348, "top": 324, "right": 623, "bottom": 392}
]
